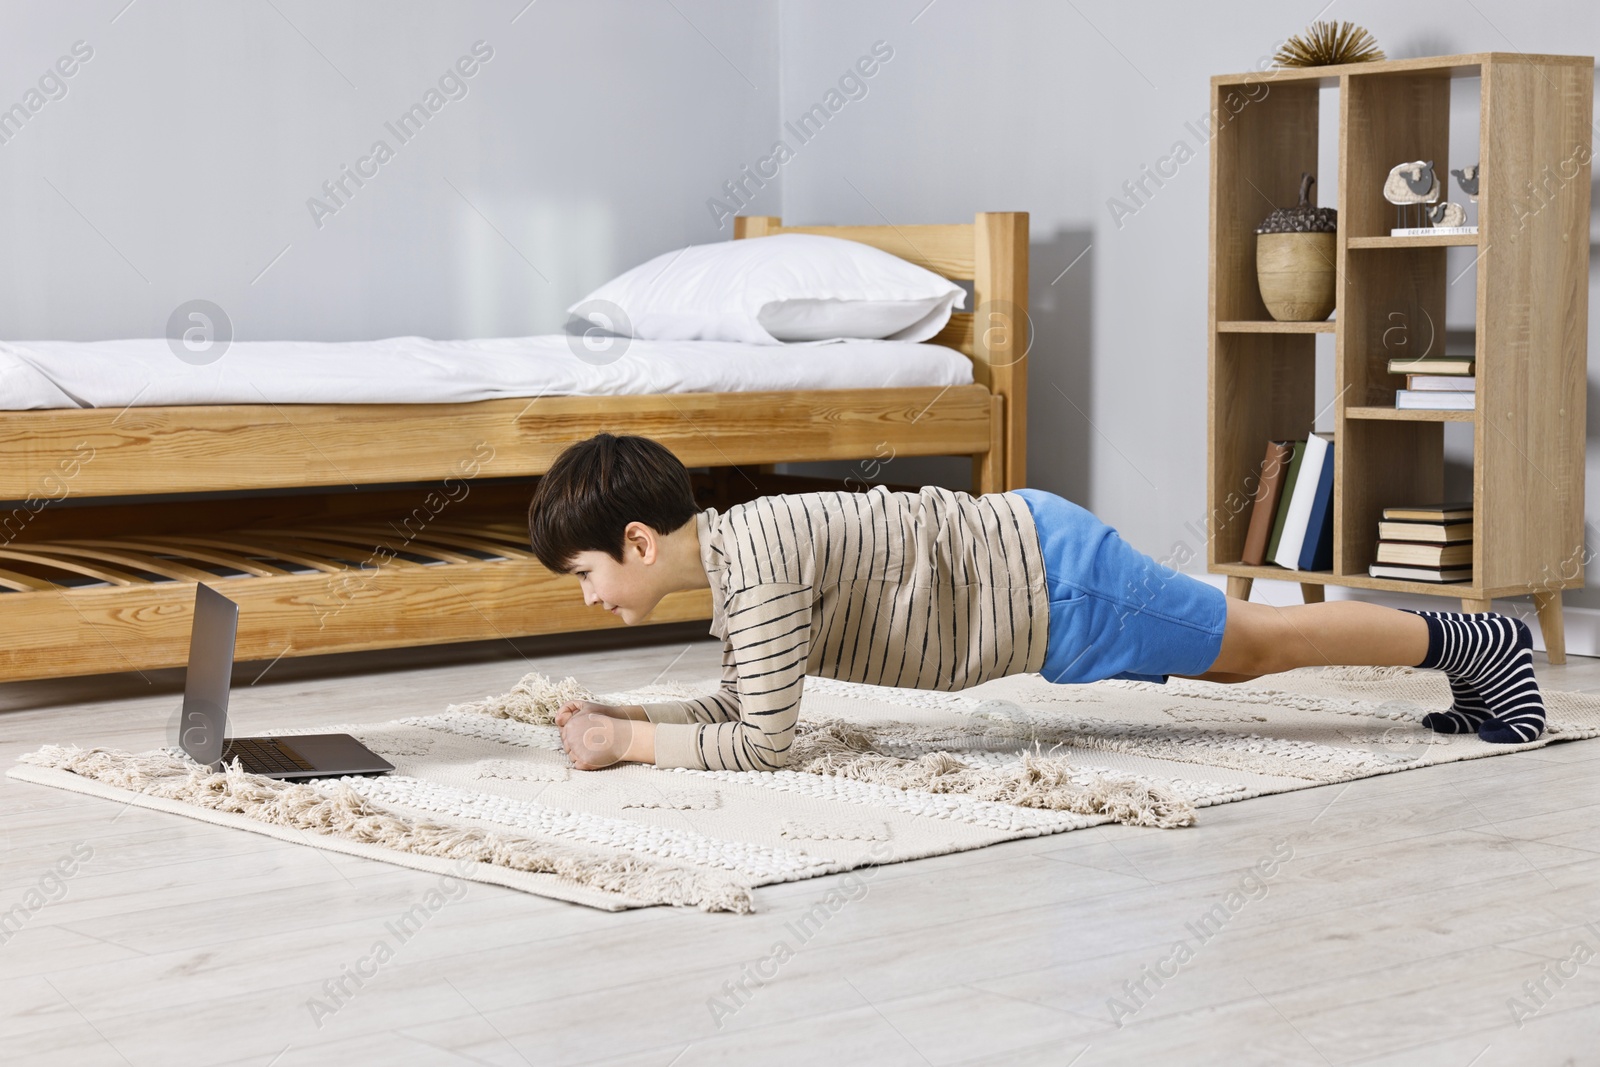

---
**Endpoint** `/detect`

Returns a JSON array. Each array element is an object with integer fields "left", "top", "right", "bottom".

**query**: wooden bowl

[{"left": 1256, "top": 231, "right": 1336, "bottom": 321}]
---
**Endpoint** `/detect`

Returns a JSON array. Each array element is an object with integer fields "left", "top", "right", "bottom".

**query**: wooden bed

[{"left": 0, "top": 212, "right": 1029, "bottom": 682}]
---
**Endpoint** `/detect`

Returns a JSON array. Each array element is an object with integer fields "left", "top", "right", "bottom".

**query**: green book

[{"left": 1265, "top": 439, "right": 1307, "bottom": 561}]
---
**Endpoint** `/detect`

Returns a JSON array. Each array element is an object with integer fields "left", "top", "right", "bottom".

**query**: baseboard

[{"left": 1193, "top": 573, "right": 1600, "bottom": 660}]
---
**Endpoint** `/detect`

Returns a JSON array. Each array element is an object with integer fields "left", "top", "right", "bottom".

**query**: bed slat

[{"left": 0, "top": 548, "right": 145, "bottom": 586}]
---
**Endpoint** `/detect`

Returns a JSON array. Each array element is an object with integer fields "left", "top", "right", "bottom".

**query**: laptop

[{"left": 177, "top": 583, "right": 394, "bottom": 779}]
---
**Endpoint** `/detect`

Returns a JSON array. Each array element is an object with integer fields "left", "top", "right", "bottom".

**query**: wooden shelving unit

[{"left": 1206, "top": 52, "right": 1593, "bottom": 662}]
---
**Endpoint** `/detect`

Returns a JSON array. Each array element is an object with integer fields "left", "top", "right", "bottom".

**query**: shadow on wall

[
  {"left": 779, "top": 226, "right": 1095, "bottom": 499},
  {"left": 1591, "top": 174, "right": 1600, "bottom": 273},
  {"left": 1026, "top": 227, "right": 1095, "bottom": 505}
]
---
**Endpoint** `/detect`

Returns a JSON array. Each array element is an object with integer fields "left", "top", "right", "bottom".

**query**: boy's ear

[{"left": 623, "top": 521, "right": 661, "bottom": 562}]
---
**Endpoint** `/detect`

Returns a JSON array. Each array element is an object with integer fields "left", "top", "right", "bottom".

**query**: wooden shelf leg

[
  {"left": 1226, "top": 576, "right": 1253, "bottom": 601},
  {"left": 1300, "top": 583, "right": 1325, "bottom": 604},
  {"left": 1533, "top": 591, "right": 1567, "bottom": 665},
  {"left": 1460, "top": 597, "right": 1493, "bottom": 613}
]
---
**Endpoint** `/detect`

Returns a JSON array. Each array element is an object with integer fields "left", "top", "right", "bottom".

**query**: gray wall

[
  {"left": 777, "top": 0, "right": 1600, "bottom": 612},
  {"left": 0, "top": 0, "right": 778, "bottom": 341}
]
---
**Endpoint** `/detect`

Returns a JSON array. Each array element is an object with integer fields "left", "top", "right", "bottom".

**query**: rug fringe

[
  {"left": 791, "top": 720, "right": 1196, "bottom": 829},
  {"left": 445, "top": 672, "right": 592, "bottom": 726},
  {"left": 17, "top": 745, "right": 753, "bottom": 913}
]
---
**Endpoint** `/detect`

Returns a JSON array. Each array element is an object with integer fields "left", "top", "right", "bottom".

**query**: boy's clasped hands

[{"left": 554, "top": 700, "right": 656, "bottom": 770}]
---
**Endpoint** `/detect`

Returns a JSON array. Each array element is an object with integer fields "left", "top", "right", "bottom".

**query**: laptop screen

[{"left": 179, "top": 584, "right": 238, "bottom": 767}]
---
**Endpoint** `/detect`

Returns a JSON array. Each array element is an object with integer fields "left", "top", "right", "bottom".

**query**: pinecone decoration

[
  {"left": 1257, "top": 174, "right": 1337, "bottom": 234},
  {"left": 1273, "top": 22, "right": 1384, "bottom": 68}
]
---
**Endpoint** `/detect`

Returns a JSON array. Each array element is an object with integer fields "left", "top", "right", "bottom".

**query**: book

[
  {"left": 1367, "top": 563, "right": 1473, "bottom": 583},
  {"left": 1383, "top": 502, "right": 1473, "bottom": 522},
  {"left": 1241, "top": 440, "right": 1294, "bottom": 566},
  {"left": 1265, "top": 440, "right": 1306, "bottom": 561},
  {"left": 1376, "top": 541, "right": 1473, "bottom": 567},
  {"left": 1387, "top": 356, "right": 1475, "bottom": 376},
  {"left": 1274, "top": 433, "right": 1332, "bottom": 570},
  {"left": 1407, "top": 374, "right": 1476, "bottom": 391},
  {"left": 1377, "top": 520, "right": 1473, "bottom": 543},
  {"left": 1296, "top": 437, "right": 1335, "bottom": 571},
  {"left": 1397, "top": 389, "right": 1475, "bottom": 411}
]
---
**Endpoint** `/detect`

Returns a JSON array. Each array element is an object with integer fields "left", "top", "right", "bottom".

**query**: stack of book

[
  {"left": 1367, "top": 502, "right": 1473, "bottom": 582},
  {"left": 1240, "top": 432, "right": 1335, "bottom": 570},
  {"left": 1390, "top": 356, "right": 1475, "bottom": 411}
]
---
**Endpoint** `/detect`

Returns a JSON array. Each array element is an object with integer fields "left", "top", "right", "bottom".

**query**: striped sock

[
  {"left": 1408, "top": 610, "right": 1546, "bottom": 743},
  {"left": 1420, "top": 675, "right": 1492, "bottom": 734}
]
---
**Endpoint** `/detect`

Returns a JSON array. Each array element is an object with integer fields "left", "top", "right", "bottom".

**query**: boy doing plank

[{"left": 526, "top": 435, "right": 1544, "bottom": 771}]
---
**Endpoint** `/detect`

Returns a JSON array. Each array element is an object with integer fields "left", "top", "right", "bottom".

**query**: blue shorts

[{"left": 1011, "top": 489, "right": 1228, "bottom": 684}]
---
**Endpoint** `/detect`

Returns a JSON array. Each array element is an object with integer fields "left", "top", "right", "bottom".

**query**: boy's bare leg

[
  {"left": 1179, "top": 597, "right": 1430, "bottom": 683},
  {"left": 1172, "top": 597, "right": 1545, "bottom": 743}
]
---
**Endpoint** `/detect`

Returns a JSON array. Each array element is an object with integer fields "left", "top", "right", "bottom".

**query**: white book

[
  {"left": 1396, "top": 389, "right": 1475, "bottom": 410},
  {"left": 1273, "top": 432, "right": 1332, "bottom": 569},
  {"left": 1367, "top": 563, "right": 1472, "bottom": 583},
  {"left": 1408, "top": 375, "right": 1476, "bottom": 391}
]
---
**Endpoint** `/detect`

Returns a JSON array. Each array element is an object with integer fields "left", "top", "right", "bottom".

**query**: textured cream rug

[{"left": 11, "top": 667, "right": 1600, "bottom": 913}]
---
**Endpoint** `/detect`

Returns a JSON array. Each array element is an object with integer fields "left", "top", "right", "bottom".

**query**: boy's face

[{"left": 566, "top": 522, "right": 663, "bottom": 625}]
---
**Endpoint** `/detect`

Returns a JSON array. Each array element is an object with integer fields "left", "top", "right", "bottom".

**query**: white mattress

[{"left": 0, "top": 336, "right": 972, "bottom": 410}]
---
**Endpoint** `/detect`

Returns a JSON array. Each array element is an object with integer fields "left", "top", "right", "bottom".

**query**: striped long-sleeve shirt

[{"left": 641, "top": 486, "right": 1051, "bottom": 771}]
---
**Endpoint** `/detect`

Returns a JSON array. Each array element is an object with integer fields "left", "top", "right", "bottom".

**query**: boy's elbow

[{"left": 743, "top": 745, "right": 792, "bottom": 772}]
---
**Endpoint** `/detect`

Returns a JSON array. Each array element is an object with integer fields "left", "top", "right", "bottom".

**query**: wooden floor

[{"left": 3, "top": 622, "right": 1599, "bottom": 1066}]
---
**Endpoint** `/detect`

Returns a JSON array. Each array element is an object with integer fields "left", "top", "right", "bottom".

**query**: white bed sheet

[{"left": 0, "top": 336, "right": 972, "bottom": 410}]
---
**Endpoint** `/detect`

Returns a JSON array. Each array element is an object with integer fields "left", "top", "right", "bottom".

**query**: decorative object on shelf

[
  {"left": 1384, "top": 161, "right": 1441, "bottom": 230},
  {"left": 1272, "top": 21, "right": 1384, "bottom": 67},
  {"left": 1428, "top": 202, "right": 1467, "bottom": 227},
  {"left": 1255, "top": 172, "right": 1337, "bottom": 322},
  {"left": 1438, "top": 163, "right": 1483, "bottom": 234}
]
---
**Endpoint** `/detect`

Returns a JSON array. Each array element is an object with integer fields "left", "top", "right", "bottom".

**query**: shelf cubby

[{"left": 1206, "top": 53, "right": 1592, "bottom": 661}]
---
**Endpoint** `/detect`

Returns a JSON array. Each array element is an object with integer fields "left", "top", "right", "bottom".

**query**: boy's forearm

[{"left": 623, "top": 720, "right": 656, "bottom": 764}]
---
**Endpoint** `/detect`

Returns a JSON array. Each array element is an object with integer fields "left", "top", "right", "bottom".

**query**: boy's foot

[
  {"left": 1407, "top": 610, "right": 1546, "bottom": 743},
  {"left": 1420, "top": 675, "right": 1491, "bottom": 734}
]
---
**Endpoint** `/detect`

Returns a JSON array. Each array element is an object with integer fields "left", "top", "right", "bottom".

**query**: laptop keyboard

[{"left": 222, "top": 737, "right": 316, "bottom": 775}]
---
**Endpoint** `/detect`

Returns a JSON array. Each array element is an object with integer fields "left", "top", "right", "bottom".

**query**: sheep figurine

[
  {"left": 1451, "top": 163, "right": 1480, "bottom": 200},
  {"left": 1384, "top": 160, "right": 1441, "bottom": 228},
  {"left": 1428, "top": 202, "right": 1467, "bottom": 227}
]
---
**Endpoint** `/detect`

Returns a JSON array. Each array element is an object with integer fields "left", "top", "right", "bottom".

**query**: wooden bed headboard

[{"left": 733, "top": 212, "right": 1029, "bottom": 489}]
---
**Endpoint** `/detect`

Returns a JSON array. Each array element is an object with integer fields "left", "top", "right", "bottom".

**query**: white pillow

[{"left": 567, "top": 233, "right": 966, "bottom": 345}]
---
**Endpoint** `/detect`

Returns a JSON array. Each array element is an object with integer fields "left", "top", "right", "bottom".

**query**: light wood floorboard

[{"left": 2, "top": 625, "right": 1598, "bottom": 1065}]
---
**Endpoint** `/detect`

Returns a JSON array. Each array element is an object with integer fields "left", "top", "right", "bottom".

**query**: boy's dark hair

[{"left": 527, "top": 433, "right": 698, "bottom": 572}]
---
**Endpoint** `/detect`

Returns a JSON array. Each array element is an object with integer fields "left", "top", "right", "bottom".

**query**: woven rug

[{"left": 11, "top": 666, "right": 1600, "bottom": 913}]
